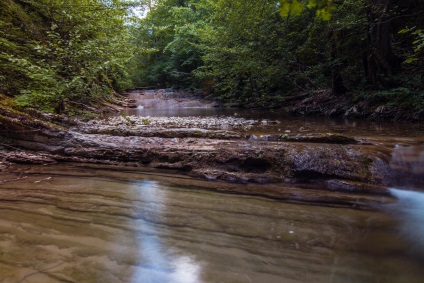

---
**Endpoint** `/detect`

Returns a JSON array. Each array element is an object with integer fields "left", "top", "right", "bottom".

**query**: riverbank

[
  {"left": 222, "top": 89, "right": 424, "bottom": 121},
  {"left": 118, "top": 88, "right": 424, "bottom": 121}
]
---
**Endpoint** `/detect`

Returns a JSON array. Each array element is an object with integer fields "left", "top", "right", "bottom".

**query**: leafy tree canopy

[
  {"left": 127, "top": 0, "right": 423, "bottom": 108},
  {"left": 1, "top": 0, "right": 423, "bottom": 112},
  {"left": 0, "top": 0, "right": 136, "bottom": 113}
]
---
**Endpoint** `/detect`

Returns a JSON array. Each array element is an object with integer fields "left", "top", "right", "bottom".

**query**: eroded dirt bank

[{"left": 0, "top": 105, "right": 399, "bottom": 195}]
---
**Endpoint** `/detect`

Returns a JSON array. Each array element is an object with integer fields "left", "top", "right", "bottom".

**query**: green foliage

[
  {"left": 193, "top": 0, "right": 293, "bottom": 106},
  {"left": 1, "top": 0, "right": 422, "bottom": 113},
  {"left": 279, "top": 0, "right": 336, "bottom": 21},
  {"left": 127, "top": 0, "right": 211, "bottom": 89},
  {"left": 141, "top": 117, "right": 151, "bottom": 125},
  {"left": 0, "top": 0, "right": 135, "bottom": 113},
  {"left": 360, "top": 87, "right": 424, "bottom": 111},
  {"left": 128, "top": 0, "right": 364, "bottom": 106},
  {"left": 399, "top": 27, "right": 424, "bottom": 63}
]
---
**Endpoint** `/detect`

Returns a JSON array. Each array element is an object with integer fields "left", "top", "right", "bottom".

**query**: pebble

[{"left": 91, "top": 116, "right": 281, "bottom": 131}]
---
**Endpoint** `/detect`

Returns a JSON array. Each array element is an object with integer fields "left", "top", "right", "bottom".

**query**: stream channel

[{"left": 1, "top": 90, "right": 424, "bottom": 282}]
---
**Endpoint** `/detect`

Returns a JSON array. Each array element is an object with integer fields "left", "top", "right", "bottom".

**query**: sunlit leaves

[
  {"left": 0, "top": 0, "right": 134, "bottom": 112},
  {"left": 279, "top": 0, "right": 335, "bottom": 20},
  {"left": 315, "top": 3, "right": 335, "bottom": 21},
  {"left": 127, "top": 0, "right": 214, "bottom": 88},
  {"left": 398, "top": 27, "right": 424, "bottom": 64},
  {"left": 279, "top": 0, "right": 304, "bottom": 17}
]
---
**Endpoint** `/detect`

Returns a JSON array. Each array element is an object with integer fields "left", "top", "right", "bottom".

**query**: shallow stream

[
  {"left": 1, "top": 164, "right": 424, "bottom": 283},
  {"left": 119, "top": 91, "right": 424, "bottom": 144},
  {"left": 1, "top": 91, "right": 424, "bottom": 282}
]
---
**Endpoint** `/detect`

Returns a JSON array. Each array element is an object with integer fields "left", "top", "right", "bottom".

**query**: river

[
  {"left": 1, "top": 91, "right": 424, "bottom": 282},
  {"left": 119, "top": 90, "right": 424, "bottom": 142},
  {"left": 0, "top": 161, "right": 423, "bottom": 282}
]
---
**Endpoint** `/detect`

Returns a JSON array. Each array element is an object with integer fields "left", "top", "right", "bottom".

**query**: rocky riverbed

[
  {"left": 1, "top": 102, "right": 399, "bottom": 196},
  {"left": 1, "top": 92, "right": 423, "bottom": 283}
]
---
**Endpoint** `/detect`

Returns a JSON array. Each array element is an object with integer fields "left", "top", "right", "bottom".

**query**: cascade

[
  {"left": 388, "top": 145, "right": 424, "bottom": 256},
  {"left": 389, "top": 145, "right": 424, "bottom": 188}
]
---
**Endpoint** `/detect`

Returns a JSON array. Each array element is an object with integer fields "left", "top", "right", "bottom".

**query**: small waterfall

[
  {"left": 388, "top": 145, "right": 424, "bottom": 256},
  {"left": 389, "top": 145, "right": 424, "bottom": 189},
  {"left": 388, "top": 188, "right": 424, "bottom": 256}
]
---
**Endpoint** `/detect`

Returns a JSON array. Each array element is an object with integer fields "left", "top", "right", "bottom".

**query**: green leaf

[
  {"left": 291, "top": 0, "right": 305, "bottom": 15},
  {"left": 316, "top": 5, "right": 336, "bottom": 21},
  {"left": 279, "top": 3, "right": 291, "bottom": 17},
  {"left": 405, "top": 57, "right": 417, "bottom": 64},
  {"left": 307, "top": 0, "right": 317, "bottom": 9}
]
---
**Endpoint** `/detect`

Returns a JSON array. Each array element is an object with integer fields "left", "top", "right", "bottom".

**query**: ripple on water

[{"left": 0, "top": 165, "right": 424, "bottom": 283}]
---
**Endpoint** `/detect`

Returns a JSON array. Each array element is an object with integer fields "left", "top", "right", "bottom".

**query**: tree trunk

[
  {"left": 329, "top": 28, "right": 346, "bottom": 96},
  {"left": 365, "top": 0, "right": 401, "bottom": 87}
]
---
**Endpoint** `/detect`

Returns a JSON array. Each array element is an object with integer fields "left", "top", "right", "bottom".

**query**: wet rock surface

[
  {"left": 3, "top": 150, "right": 57, "bottom": 165},
  {"left": 0, "top": 97, "right": 401, "bottom": 195},
  {"left": 89, "top": 115, "right": 260, "bottom": 130},
  {"left": 77, "top": 116, "right": 254, "bottom": 139}
]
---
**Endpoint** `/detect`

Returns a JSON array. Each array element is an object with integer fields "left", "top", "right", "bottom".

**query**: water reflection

[
  {"left": 131, "top": 180, "right": 202, "bottom": 283},
  {"left": 119, "top": 107, "right": 238, "bottom": 118},
  {"left": 113, "top": 107, "right": 424, "bottom": 138}
]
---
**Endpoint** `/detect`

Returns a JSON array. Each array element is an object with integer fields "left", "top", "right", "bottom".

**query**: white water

[
  {"left": 389, "top": 188, "right": 424, "bottom": 255},
  {"left": 388, "top": 145, "right": 424, "bottom": 257}
]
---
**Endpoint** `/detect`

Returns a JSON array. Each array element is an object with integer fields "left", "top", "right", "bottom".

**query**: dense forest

[
  {"left": 1, "top": 0, "right": 424, "bottom": 115},
  {"left": 0, "top": 0, "right": 134, "bottom": 113}
]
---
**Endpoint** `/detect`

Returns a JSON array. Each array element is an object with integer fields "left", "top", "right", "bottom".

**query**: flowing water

[
  {"left": 118, "top": 91, "right": 424, "bottom": 141},
  {"left": 386, "top": 145, "right": 424, "bottom": 266},
  {"left": 0, "top": 162, "right": 424, "bottom": 283}
]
